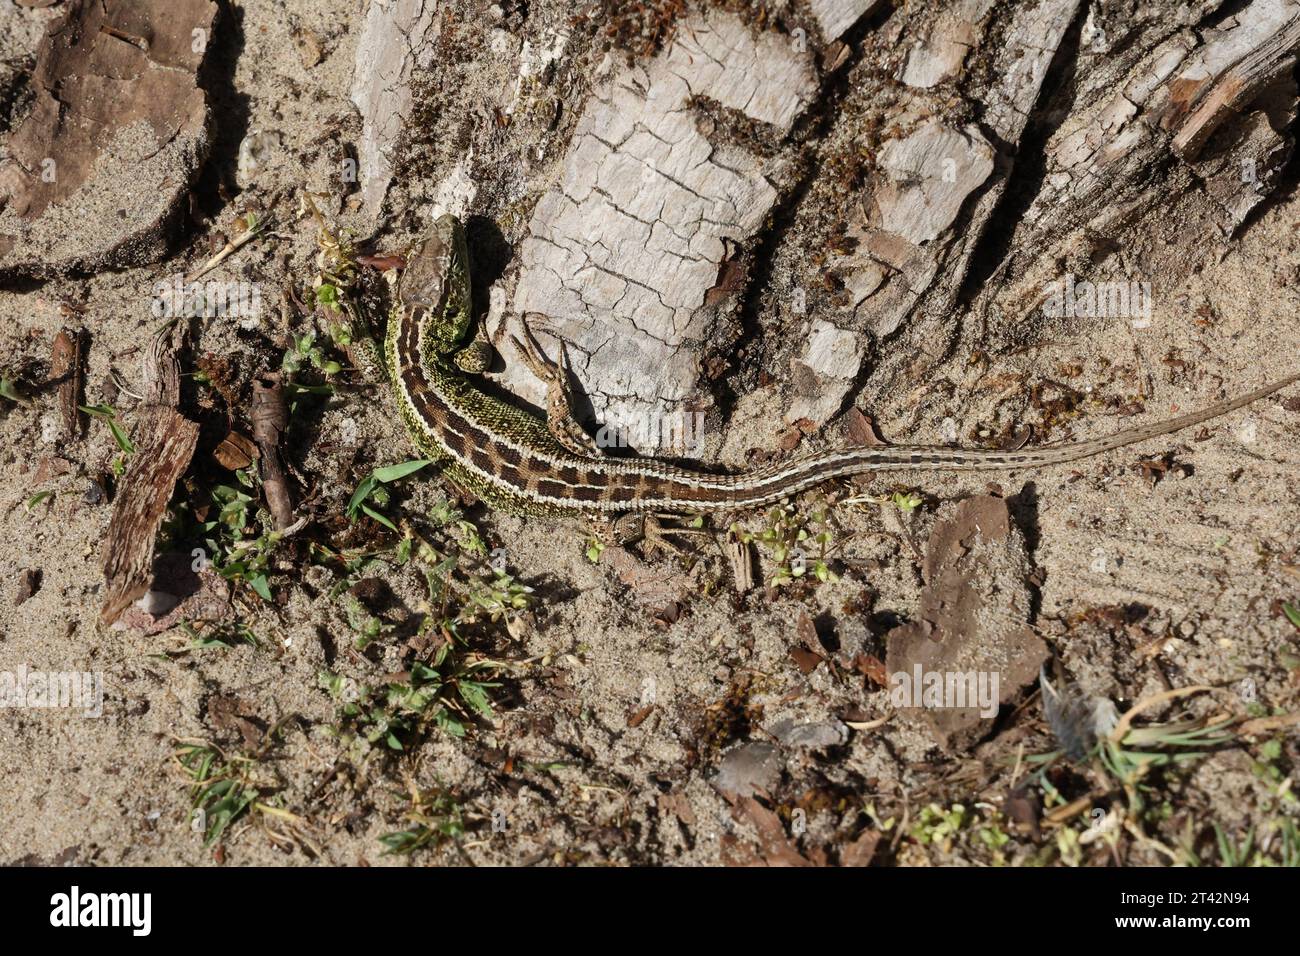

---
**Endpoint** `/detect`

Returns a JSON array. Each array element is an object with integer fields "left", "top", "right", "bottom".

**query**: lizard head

[{"left": 398, "top": 213, "right": 473, "bottom": 356}]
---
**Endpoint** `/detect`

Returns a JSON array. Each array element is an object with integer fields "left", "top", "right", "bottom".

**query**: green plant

[
  {"left": 198, "top": 480, "right": 283, "bottom": 601},
  {"left": 180, "top": 620, "right": 260, "bottom": 650},
  {"left": 891, "top": 490, "right": 923, "bottom": 512},
  {"left": 173, "top": 741, "right": 265, "bottom": 846},
  {"left": 1213, "top": 823, "right": 1254, "bottom": 867},
  {"left": 320, "top": 647, "right": 503, "bottom": 749},
  {"left": 379, "top": 786, "right": 466, "bottom": 855},
  {"left": 348, "top": 459, "right": 433, "bottom": 530},
  {"left": 730, "top": 502, "right": 837, "bottom": 587},
  {"left": 79, "top": 403, "right": 134, "bottom": 454},
  {"left": 173, "top": 731, "right": 310, "bottom": 851},
  {"left": 281, "top": 329, "right": 342, "bottom": 376},
  {"left": 0, "top": 377, "right": 29, "bottom": 405}
]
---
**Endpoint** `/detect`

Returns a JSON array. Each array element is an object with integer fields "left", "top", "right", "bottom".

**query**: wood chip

[
  {"left": 725, "top": 533, "right": 754, "bottom": 593},
  {"left": 16, "top": 568, "right": 42, "bottom": 606},
  {"left": 213, "top": 430, "right": 257, "bottom": 471},
  {"left": 100, "top": 328, "right": 198, "bottom": 626},
  {"left": 100, "top": 408, "right": 198, "bottom": 626},
  {"left": 251, "top": 374, "right": 294, "bottom": 530},
  {"left": 49, "top": 328, "right": 84, "bottom": 438}
]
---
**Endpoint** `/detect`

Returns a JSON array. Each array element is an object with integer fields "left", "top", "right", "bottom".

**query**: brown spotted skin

[{"left": 387, "top": 218, "right": 1300, "bottom": 517}]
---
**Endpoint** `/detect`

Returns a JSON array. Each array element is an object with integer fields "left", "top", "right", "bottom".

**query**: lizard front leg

[
  {"left": 510, "top": 321, "right": 604, "bottom": 458},
  {"left": 453, "top": 328, "right": 494, "bottom": 375}
]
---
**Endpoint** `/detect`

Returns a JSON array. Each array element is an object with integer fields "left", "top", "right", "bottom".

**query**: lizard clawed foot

[
  {"left": 511, "top": 321, "right": 603, "bottom": 457},
  {"left": 608, "top": 512, "right": 712, "bottom": 559}
]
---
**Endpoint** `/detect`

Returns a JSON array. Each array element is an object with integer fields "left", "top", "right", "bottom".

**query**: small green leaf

[
  {"left": 80, "top": 404, "right": 135, "bottom": 454},
  {"left": 373, "top": 459, "right": 433, "bottom": 482},
  {"left": 316, "top": 284, "right": 340, "bottom": 310},
  {"left": 361, "top": 503, "right": 398, "bottom": 531},
  {"left": 892, "top": 491, "right": 923, "bottom": 513},
  {"left": 0, "top": 378, "right": 29, "bottom": 404},
  {"left": 458, "top": 681, "right": 494, "bottom": 720},
  {"left": 25, "top": 490, "right": 54, "bottom": 511},
  {"left": 347, "top": 475, "right": 379, "bottom": 519}
]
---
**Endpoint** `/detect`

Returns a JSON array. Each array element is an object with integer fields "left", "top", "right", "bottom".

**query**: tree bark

[{"left": 349, "top": 0, "right": 1298, "bottom": 455}]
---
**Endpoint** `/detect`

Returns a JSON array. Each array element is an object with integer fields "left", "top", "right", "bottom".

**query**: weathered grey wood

[
  {"left": 502, "top": 9, "right": 816, "bottom": 451},
  {"left": 350, "top": 0, "right": 443, "bottom": 216},
  {"left": 989, "top": 0, "right": 1298, "bottom": 325}
]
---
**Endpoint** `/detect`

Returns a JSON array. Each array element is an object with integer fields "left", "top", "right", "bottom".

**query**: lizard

[{"left": 378, "top": 214, "right": 1300, "bottom": 521}]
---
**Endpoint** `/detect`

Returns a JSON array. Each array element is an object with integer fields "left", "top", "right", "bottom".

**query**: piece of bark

[
  {"left": 810, "top": 0, "right": 883, "bottom": 42},
  {"left": 49, "top": 327, "right": 84, "bottom": 438},
  {"left": 100, "top": 408, "right": 198, "bottom": 625},
  {"left": 883, "top": 496, "right": 1047, "bottom": 751},
  {"left": 349, "top": 0, "right": 442, "bottom": 215},
  {"left": 141, "top": 326, "right": 180, "bottom": 406},
  {"left": 899, "top": 0, "right": 992, "bottom": 89},
  {"left": 212, "top": 430, "right": 257, "bottom": 471},
  {"left": 1157, "top": 0, "right": 1300, "bottom": 159},
  {"left": 100, "top": 330, "right": 198, "bottom": 626},
  {"left": 0, "top": 0, "right": 217, "bottom": 277},
  {"left": 725, "top": 534, "right": 754, "bottom": 594},
  {"left": 730, "top": 796, "right": 816, "bottom": 867},
  {"left": 874, "top": 122, "right": 996, "bottom": 245},
  {"left": 843, "top": 408, "right": 886, "bottom": 447},
  {"left": 16, "top": 568, "right": 42, "bottom": 605},
  {"left": 505, "top": 9, "right": 815, "bottom": 450},
  {"left": 251, "top": 373, "right": 294, "bottom": 531},
  {"left": 837, "top": 0, "right": 1083, "bottom": 346},
  {"left": 992, "top": 0, "right": 1299, "bottom": 319},
  {"left": 786, "top": 319, "right": 867, "bottom": 429},
  {"left": 840, "top": 829, "right": 881, "bottom": 867},
  {"left": 1193, "top": 101, "right": 1296, "bottom": 228}
]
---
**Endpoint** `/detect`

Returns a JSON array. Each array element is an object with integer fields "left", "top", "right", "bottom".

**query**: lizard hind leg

[
  {"left": 595, "top": 511, "right": 713, "bottom": 559},
  {"left": 511, "top": 321, "right": 604, "bottom": 458}
]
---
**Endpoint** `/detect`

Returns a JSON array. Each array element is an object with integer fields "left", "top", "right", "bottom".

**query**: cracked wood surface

[
  {"left": 993, "top": 0, "right": 1297, "bottom": 324},
  {"left": 504, "top": 9, "right": 816, "bottom": 451},
  {"left": 350, "top": 0, "right": 442, "bottom": 216}
]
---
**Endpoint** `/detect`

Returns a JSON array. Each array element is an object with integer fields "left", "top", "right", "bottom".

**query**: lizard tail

[{"left": 653, "top": 371, "right": 1300, "bottom": 511}]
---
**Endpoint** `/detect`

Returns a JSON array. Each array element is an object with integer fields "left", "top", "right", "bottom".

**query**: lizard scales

[{"left": 386, "top": 215, "right": 1299, "bottom": 518}]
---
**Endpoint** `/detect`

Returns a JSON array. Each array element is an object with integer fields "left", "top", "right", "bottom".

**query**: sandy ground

[{"left": 1, "top": 0, "right": 1299, "bottom": 867}]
